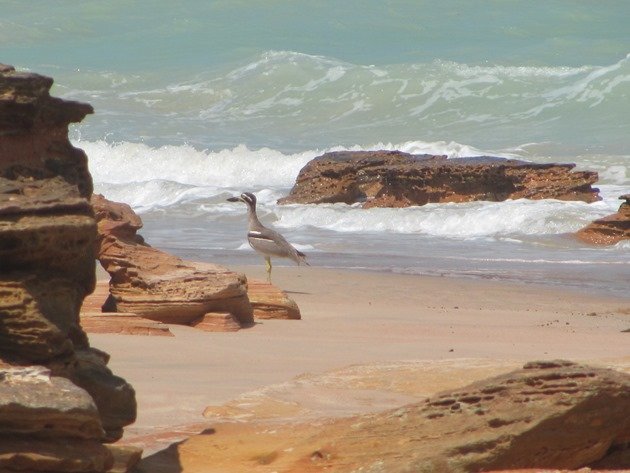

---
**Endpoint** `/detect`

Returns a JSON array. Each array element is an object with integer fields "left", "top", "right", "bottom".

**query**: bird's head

[{"left": 227, "top": 192, "right": 257, "bottom": 207}]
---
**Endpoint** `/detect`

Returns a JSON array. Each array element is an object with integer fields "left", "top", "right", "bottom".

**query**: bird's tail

[{"left": 296, "top": 250, "right": 310, "bottom": 266}]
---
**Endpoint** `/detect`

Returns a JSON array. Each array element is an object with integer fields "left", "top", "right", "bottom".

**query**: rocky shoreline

[{"left": 1, "top": 64, "right": 629, "bottom": 473}]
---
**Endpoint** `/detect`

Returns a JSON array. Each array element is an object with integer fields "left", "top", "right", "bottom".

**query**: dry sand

[{"left": 88, "top": 265, "right": 630, "bottom": 456}]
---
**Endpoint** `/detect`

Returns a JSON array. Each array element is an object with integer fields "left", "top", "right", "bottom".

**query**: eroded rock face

[
  {"left": 0, "top": 64, "right": 138, "bottom": 472},
  {"left": 279, "top": 150, "right": 600, "bottom": 208},
  {"left": 91, "top": 194, "right": 254, "bottom": 326},
  {"left": 306, "top": 360, "right": 630, "bottom": 472},
  {"left": 576, "top": 194, "right": 630, "bottom": 245},
  {"left": 0, "top": 364, "right": 103, "bottom": 439},
  {"left": 154, "top": 361, "right": 630, "bottom": 472}
]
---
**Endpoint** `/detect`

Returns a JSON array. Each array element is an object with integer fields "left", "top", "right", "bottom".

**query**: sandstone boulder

[
  {"left": 149, "top": 361, "right": 630, "bottom": 472},
  {"left": 0, "top": 64, "right": 137, "bottom": 471},
  {"left": 304, "top": 360, "right": 630, "bottom": 472},
  {"left": 190, "top": 312, "right": 243, "bottom": 332},
  {"left": 91, "top": 194, "right": 254, "bottom": 326},
  {"left": 81, "top": 281, "right": 173, "bottom": 336},
  {"left": 0, "top": 363, "right": 103, "bottom": 439},
  {"left": 576, "top": 194, "right": 630, "bottom": 245},
  {"left": 0, "top": 363, "right": 117, "bottom": 472},
  {"left": 248, "top": 279, "right": 301, "bottom": 320},
  {"left": 0, "top": 438, "right": 113, "bottom": 473},
  {"left": 279, "top": 150, "right": 600, "bottom": 208}
]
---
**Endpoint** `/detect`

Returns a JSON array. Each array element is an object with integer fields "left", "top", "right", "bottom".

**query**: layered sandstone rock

[
  {"left": 151, "top": 361, "right": 630, "bottom": 472},
  {"left": 91, "top": 194, "right": 254, "bottom": 327},
  {"left": 576, "top": 194, "right": 630, "bottom": 245},
  {"left": 0, "top": 64, "right": 138, "bottom": 472},
  {"left": 81, "top": 280, "right": 173, "bottom": 336},
  {"left": 248, "top": 279, "right": 301, "bottom": 320},
  {"left": 279, "top": 150, "right": 600, "bottom": 208}
]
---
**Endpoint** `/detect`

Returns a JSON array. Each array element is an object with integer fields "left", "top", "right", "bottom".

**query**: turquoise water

[
  {"left": 3, "top": 1, "right": 629, "bottom": 153},
  {"left": 2, "top": 1, "right": 628, "bottom": 294},
  {"left": 4, "top": 1, "right": 629, "bottom": 69}
]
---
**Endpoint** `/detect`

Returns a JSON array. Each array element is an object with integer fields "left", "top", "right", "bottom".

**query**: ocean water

[{"left": 2, "top": 1, "right": 628, "bottom": 296}]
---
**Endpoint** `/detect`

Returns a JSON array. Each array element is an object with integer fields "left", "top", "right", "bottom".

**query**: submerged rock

[
  {"left": 279, "top": 150, "right": 600, "bottom": 208},
  {"left": 576, "top": 194, "right": 630, "bottom": 245}
]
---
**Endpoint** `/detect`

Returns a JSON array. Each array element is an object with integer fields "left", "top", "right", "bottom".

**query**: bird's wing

[{"left": 248, "top": 225, "right": 307, "bottom": 264}]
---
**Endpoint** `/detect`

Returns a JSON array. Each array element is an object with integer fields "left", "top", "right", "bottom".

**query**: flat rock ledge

[
  {"left": 248, "top": 279, "right": 301, "bottom": 320},
  {"left": 145, "top": 360, "right": 630, "bottom": 472},
  {"left": 279, "top": 150, "right": 600, "bottom": 208},
  {"left": 576, "top": 194, "right": 630, "bottom": 245}
]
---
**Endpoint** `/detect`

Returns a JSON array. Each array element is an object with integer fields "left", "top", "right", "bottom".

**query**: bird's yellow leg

[{"left": 265, "top": 256, "right": 272, "bottom": 284}]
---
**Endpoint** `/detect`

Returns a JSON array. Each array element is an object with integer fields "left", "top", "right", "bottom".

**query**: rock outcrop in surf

[{"left": 279, "top": 150, "right": 600, "bottom": 208}]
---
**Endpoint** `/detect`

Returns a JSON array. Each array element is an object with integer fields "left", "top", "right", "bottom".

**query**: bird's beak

[{"left": 227, "top": 196, "right": 241, "bottom": 202}]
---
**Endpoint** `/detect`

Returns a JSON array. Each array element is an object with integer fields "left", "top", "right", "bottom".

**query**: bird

[{"left": 227, "top": 192, "right": 308, "bottom": 283}]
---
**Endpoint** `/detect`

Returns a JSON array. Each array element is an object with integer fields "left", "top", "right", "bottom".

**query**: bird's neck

[{"left": 247, "top": 207, "right": 263, "bottom": 227}]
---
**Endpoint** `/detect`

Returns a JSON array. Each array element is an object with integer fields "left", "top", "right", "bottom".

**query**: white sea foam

[
  {"left": 82, "top": 138, "right": 626, "bottom": 241},
  {"left": 81, "top": 140, "right": 316, "bottom": 188},
  {"left": 274, "top": 199, "right": 616, "bottom": 238},
  {"left": 79, "top": 138, "right": 508, "bottom": 191}
]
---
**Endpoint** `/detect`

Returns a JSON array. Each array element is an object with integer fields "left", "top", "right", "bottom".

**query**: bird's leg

[{"left": 265, "top": 256, "right": 272, "bottom": 284}]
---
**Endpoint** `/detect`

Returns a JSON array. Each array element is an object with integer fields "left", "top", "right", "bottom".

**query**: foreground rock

[
  {"left": 248, "top": 279, "right": 301, "bottom": 320},
  {"left": 311, "top": 360, "right": 630, "bottom": 472},
  {"left": 279, "top": 150, "right": 600, "bottom": 208},
  {"left": 576, "top": 194, "right": 630, "bottom": 245},
  {"left": 91, "top": 195, "right": 303, "bottom": 327},
  {"left": 141, "top": 360, "right": 630, "bottom": 472},
  {"left": 0, "top": 64, "right": 138, "bottom": 472},
  {"left": 81, "top": 281, "right": 174, "bottom": 336},
  {"left": 92, "top": 194, "right": 254, "bottom": 327}
]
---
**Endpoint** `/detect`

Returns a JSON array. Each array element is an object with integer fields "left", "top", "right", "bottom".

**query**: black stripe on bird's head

[
  {"left": 240, "top": 192, "right": 257, "bottom": 206},
  {"left": 227, "top": 192, "right": 257, "bottom": 208}
]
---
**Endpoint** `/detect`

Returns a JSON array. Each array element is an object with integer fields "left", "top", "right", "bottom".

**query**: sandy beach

[{"left": 87, "top": 265, "right": 630, "bottom": 456}]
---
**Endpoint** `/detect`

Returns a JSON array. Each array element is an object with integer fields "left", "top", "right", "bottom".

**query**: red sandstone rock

[
  {"left": 81, "top": 280, "right": 173, "bottom": 336},
  {"left": 248, "top": 279, "right": 301, "bottom": 319},
  {"left": 81, "top": 313, "right": 173, "bottom": 337},
  {"left": 279, "top": 150, "right": 600, "bottom": 208},
  {"left": 190, "top": 312, "right": 242, "bottom": 332},
  {"left": 91, "top": 194, "right": 254, "bottom": 327},
  {"left": 151, "top": 361, "right": 630, "bottom": 472},
  {"left": 0, "top": 64, "right": 137, "bottom": 469},
  {"left": 308, "top": 360, "right": 630, "bottom": 472},
  {"left": 576, "top": 194, "right": 630, "bottom": 245}
]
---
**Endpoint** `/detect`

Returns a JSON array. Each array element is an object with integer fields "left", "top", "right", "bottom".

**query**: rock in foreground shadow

[{"left": 279, "top": 150, "right": 600, "bottom": 208}]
